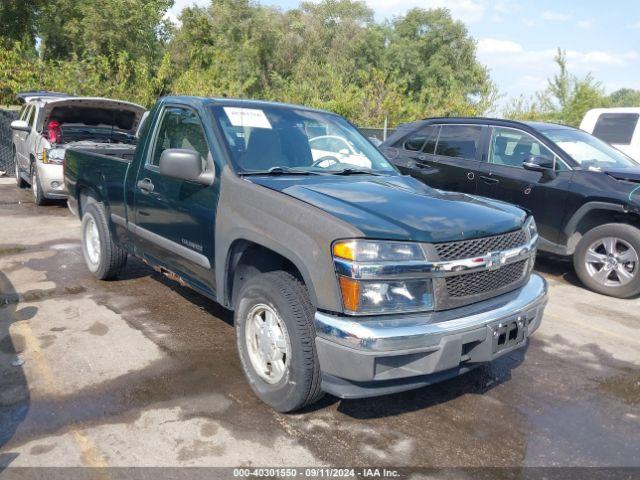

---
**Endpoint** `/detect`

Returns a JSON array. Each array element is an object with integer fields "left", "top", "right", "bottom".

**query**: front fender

[{"left": 214, "top": 167, "right": 363, "bottom": 313}]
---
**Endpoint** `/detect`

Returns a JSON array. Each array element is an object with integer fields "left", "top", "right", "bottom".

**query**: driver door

[
  {"left": 476, "top": 126, "right": 573, "bottom": 245},
  {"left": 133, "top": 105, "right": 217, "bottom": 294}
]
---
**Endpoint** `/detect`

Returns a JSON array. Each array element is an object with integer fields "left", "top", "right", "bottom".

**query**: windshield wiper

[
  {"left": 239, "top": 166, "right": 325, "bottom": 176},
  {"left": 325, "top": 168, "right": 381, "bottom": 176}
]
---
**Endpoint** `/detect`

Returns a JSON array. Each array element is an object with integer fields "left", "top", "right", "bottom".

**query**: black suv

[{"left": 381, "top": 118, "right": 640, "bottom": 298}]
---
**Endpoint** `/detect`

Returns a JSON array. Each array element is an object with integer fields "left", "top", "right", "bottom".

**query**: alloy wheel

[{"left": 584, "top": 236, "right": 638, "bottom": 287}]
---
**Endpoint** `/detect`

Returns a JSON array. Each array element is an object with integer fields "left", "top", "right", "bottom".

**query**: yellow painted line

[
  {"left": 12, "top": 320, "right": 109, "bottom": 470},
  {"left": 544, "top": 312, "right": 640, "bottom": 346},
  {"left": 73, "top": 430, "right": 109, "bottom": 470}
]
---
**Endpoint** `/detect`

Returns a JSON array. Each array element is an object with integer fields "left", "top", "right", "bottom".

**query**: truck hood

[
  {"left": 249, "top": 175, "right": 527, "bottom": 243},
  {"left": 38, "top": 98, "right": 147, "bottom": 134},
  {"left": 604, "top": 167, "right": 640, "bottom": 183}
]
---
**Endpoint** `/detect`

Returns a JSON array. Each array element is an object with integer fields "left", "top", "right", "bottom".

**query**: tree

[
  {"left": 39, "top": 0, "right": 173, "bottom": 63},
  {"left": 1, "top": 0, "right": 498, "bottom": 124},
  {"left": 0, "top": 0, "right": 41, "bottom": 51},
  {"left": 607, "top": 88, "right": 640, "bottom": 107},
  {"left": 382, "top": 8, "right": 496, "bottom": 116},
  {"left": 504, "top": 48, "right": 605, "bottom": 126}
]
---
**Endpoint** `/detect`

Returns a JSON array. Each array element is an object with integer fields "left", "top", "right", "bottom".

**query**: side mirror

[
  {"left": 523, "top": 155, "right": 554, "bottom": 172},
  {"left": 11, "top": 120, "right": 30, "bottom": 132},
  {"left": 159, "top": 149, "right": 213, "bottom": 185}
]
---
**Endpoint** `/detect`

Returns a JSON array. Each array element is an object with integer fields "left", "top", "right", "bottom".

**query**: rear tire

[
  {"left": 234, "top": 270, "right": 324, "bottom": 412},
  {"left": 81, "top": 202, "right": 127, "bottom": 280},
  {"left": 574, "top": 223, "right": 640, "bottom": 298}
]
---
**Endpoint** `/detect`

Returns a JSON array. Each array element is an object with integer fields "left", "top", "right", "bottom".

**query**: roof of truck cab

[{"left": 160, "top": 95, "right": 334, "bottom": 115}]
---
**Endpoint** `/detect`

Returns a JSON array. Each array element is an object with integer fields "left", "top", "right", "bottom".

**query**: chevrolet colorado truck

[{"left": 64, "top": 96, "right": 548, "bottom": 412}]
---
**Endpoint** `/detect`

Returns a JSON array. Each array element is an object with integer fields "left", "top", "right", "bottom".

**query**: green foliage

[
  {"left": 38, "top": 0, "right": 174, "bottom": 62},
  {"left": 607, "top": 88, "right": 640, "bottom": 107},
  {"left": 0, "top": 0, "right": 494, "bottom": 123},
  {"left": 503, "top": 49, "right": 607, "bottom": 126},
  {"left": 1, "top": 0, "right": 637, "bottom": 126},
  {"left": 0, "top": 0, "right": 40, "bottom": 51}
]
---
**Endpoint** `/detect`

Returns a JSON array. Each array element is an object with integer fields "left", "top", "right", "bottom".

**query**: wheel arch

[
  {"left": 223, "top": 238, "right": 318, "bottom": 311},
  {"left": 76, "top": 186, "right": 104, "bottom": 219},
  {"left": 564, "top": 202, "right": 640, "bottom": 254}
]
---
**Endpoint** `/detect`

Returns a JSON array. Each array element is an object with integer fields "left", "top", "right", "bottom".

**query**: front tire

[
  {"left": 234, "top": 270, "right": 324, "bottom": 412},
  {"left": 574, "top": 223, "right": 640, "bottom": 298},
  {"left": 81, "top": 202, "right": 127, "bottom": 280},
  {"left": 31, "top": 166, "right": 48, "bottom": 206}
]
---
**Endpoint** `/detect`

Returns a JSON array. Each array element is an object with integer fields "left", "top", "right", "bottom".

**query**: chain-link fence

[{"left": 0, "top": 109, "right": 18, "bottom": 176}]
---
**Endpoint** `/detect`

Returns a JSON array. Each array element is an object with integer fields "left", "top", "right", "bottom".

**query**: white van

[{"left": 580, "top": 108, "right": 640, "bottom": 161}]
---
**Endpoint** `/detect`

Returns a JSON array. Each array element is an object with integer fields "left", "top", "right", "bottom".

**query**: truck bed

[{"left": 64, "top": 147, "right": 133, "bottom": 224}]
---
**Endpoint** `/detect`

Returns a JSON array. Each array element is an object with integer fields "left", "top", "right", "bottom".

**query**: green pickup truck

[{"left": 64, "top": 96, "right": 547, "bottom": 412}]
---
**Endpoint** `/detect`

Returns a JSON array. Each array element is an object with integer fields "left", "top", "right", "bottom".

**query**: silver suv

[{"left": 11, "top": 92, "right": 146, "bottom": 205}]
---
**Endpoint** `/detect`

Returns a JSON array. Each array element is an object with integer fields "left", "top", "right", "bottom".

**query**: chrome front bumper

[
  {"left": 314, "top": 273, "right": 548, "bottom": 398},
  {"left": 37, "top": 162, "right": 67, "bottom": 198}
]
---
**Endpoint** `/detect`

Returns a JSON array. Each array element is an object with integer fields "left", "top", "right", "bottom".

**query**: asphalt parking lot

[{"left": 0, "top": 177, "right": 639, "bottom": 469}]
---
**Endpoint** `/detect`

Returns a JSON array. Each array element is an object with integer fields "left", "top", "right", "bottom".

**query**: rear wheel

[
  {"left": 574, "top": 223, "right": 640, "bottom": 298},
  {"left": 234, "top": 270, "right": 324, "bottom": 412},
  {"left": 81, "top": 202, "right": 127, "bottom": 279}
]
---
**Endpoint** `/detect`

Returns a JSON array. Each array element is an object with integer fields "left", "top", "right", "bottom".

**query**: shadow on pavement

[
  {"left": 0, "top": 271, "right": 36, "bottom": 468},
  {"left": 302, "top": 343, "right": 529, "bottom": 419}
]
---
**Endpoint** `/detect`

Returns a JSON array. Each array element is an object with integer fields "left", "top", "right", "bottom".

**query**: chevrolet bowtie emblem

[{"left": 486, "top": 251, "right": 507, "bottom": 270}]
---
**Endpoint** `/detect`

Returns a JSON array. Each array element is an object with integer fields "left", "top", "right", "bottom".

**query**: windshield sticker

[{"left": 223, "top": 107, "right": 272, "bottom": 129}]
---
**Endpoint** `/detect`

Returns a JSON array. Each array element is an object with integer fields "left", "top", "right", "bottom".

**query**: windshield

[
  {"left": 541, "top": 127, "right": 638, "bottom": 170},
  {"left": 210, "top": 105, "right": 397, "bottom": 174}
]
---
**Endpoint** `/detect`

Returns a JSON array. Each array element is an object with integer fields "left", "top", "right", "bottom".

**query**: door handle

[
  {"left": 480, "top": 175, "right": 499, "bottom": 185},
  {"left": 418, "top": 154, "right": 427, "bottom": 161},
  {"left": 137, "top": 178, "right": 154, "bottom": 193}
]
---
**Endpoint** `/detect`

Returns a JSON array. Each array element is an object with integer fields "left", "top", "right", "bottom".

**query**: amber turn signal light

[{"left": 338, "top": 276, "right": 360, "bottom": 312}]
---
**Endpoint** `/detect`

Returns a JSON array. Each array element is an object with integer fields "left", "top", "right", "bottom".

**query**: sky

[{"left": 168, "top": 0, "right": 640, "bottom": 107}]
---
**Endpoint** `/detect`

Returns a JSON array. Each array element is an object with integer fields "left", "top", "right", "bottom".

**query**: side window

[
  {"left": 28, "top": 106, "right": 38, "bottom": 128},
  {"left": 422, "top": 126, "right": 439, "bottom": 154},
  {"left": 23, "top": 106, "right": 35, "bottom": 127},
  {"left": 401, "top": 126, "right": 436, "bottom": 152},
  {"left": 489, "top": 127, "right": 555, "bottom": 168},
  {"left": 18, "top": 105, "right": 27, "bottom": 120},
  {"left": 150, "top": 107, "right": 210, "bottom": 170},
  {"left": 592, "top": 113, "right": 639, "bottom": 145},
  {"left": 435, "top": 125, "right": 483, "bottom": 160}
]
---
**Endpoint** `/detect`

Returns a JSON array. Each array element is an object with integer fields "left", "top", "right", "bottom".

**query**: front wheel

[
  {"left": 234, "top": 270, "right": 324, "bottom": 412},
  {"left": 31, "top": 166, "right": 48, "bottom": 206},
  {"left": 574, "top": 223, "right": 640, "bottom": 298},
  {"left": 81, "top": 202, "right": 127, "bottom": 280}
]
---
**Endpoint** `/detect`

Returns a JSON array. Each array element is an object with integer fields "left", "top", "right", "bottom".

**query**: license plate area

[{"left": 491, "top": 318, "right": 525, "bottom": 354}]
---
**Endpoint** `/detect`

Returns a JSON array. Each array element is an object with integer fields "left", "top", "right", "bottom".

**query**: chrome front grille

[
  {"left": 445, "top": 260, "right": 528, "bottom": 298},
  {"left": 434, "top": 229, "right": 528, "bottom": 261}
]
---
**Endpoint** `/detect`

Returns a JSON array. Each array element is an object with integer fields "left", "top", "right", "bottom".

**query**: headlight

[
  {"left": 333, "top": 240, "right": 425, "bottom": 262},
  {"left": 338, "top": 276, "right": 433, "bottom": 315},
  {"left": 333, "top": 239, "right": 433, "bottom": 315},
  {"left": 525, "top": 216, "right": 538, "bottom": 240},
  {"left": 43, "top": 148, "right": 65, "bottom": 165}
]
